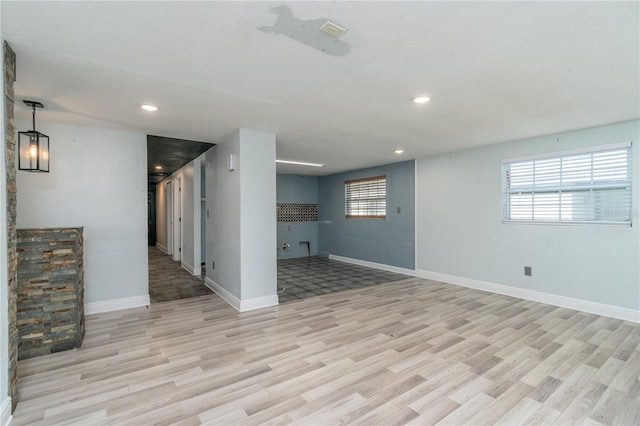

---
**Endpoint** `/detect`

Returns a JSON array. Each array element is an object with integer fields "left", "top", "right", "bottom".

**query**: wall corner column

[{"left": 3, "top": 40, "right": 18, "bottom": 414}]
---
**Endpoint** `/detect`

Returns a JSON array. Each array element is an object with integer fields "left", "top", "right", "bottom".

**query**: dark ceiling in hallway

[{"left": 147, "top": 135, "right": 214, "bottom": 185}]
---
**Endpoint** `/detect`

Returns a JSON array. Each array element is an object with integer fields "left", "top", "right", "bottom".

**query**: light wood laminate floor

[{"left": 13, "top": 277, "right": 640, "bottom": 425}]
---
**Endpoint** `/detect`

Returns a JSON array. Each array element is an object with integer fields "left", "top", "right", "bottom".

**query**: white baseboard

[
  {"left": 156, "top": 243, "right": 168, "bottom": 254},
  {"left": 414, "top": 269, "right": 640, "bottom": 324},
  {"left": 204, "top": 277, "right": 278, "bottom": 312},
  {"left": 205, "top": 277, "right": 241, "bottom": 311},
  {"left": 1, "top": 396, "right": 11, "bottom": 426},
  {"left": 328, "top": 254, "right": 416, "bottom": 276},
  {"left": 85, "top": 295, "right": 150, "bottom": 315},
  {"left": 181, "top": 261, "right": 200, "bottom": 276},
  {"left": 328, "top": 254, "right": 639, "bottom": 323},
  {"left": 240, "top": 294, "right": 279, "bottom": 312}
]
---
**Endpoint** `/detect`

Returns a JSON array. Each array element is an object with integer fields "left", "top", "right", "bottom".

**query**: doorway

[
  {"left": 200, "top": 162, "right": 206, "bottom": 273},
  {"left": 173, "top": 177, "right": 182, "bottom": 262},
  {"left": 147, "top": 184, "right": 157, "bottom": 246},
  {"left": 148, "top": 157, "right": 215, "bottom": 303},
  {"left": 166, "top": 180, "right": 173, "bottom": 256},
  {"left": 146, "top": 136, "right": 215, "bottom": 304}
]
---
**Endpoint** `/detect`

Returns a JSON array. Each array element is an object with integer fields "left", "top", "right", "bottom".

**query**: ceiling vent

[{"left": 320, "top": 21, "right": 347, "bottom": 38}]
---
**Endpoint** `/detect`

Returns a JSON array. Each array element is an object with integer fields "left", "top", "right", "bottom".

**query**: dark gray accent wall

[
  {"left": 318, "top": 160, "right": 415, "bottom": 269},
  {"left": 277, "top": 175, "right": 318, "bottom": 259}
]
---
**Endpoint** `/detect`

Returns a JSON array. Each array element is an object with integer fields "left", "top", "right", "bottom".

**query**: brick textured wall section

[
  {"left": 277, "top": 203, "right": 319, "bottom": 222},
  {"left": 4, "top": 41, "right": 18, "bottom": 412},
  {"left": 16, "top": 228, "right": 85, "bottom": 360}
]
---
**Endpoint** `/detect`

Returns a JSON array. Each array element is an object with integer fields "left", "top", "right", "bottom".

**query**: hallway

[{"left": 148, "top": 247, "right": 213, "bottom": 303}]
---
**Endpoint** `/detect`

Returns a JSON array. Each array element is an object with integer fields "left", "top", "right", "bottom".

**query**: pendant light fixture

[{"left": 18, "top": 100, "right": 50, "bottom": 172}]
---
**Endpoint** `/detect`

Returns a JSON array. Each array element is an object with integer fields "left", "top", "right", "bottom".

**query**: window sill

[{"left": 345, "top": 215, "right": 386, "bottom": 219}]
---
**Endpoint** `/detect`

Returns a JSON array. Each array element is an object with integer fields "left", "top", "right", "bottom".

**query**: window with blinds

[
  {"left": 502, "top": 142, "right": 632, "bottom": 225},
  {"left": 345, "top": 175, "right": 387, "bottom": 218}
]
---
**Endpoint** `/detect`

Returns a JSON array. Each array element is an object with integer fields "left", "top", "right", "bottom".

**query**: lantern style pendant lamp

[{"left": 18, "top": 100, "right": 49, "bottom": 172}]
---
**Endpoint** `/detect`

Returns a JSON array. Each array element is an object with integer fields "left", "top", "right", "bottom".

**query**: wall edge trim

[
  {"left": 181, "top": 260, "right": 200, "bottom": 276},
  {"left": 204, "top": 277, "right": 241, "bottom": 312},
  {"left": 84, "top": 295, "right": 150, "bottom": 315},
  {"left": 156, "top": 244, "right": 168, "bottom": 255},
  {"left": 239, "top": 294, "right": 279, "bottom": 312},
  {"left": 204, "top": 278, "right": 279, "bottom": 312},
  {"left": 414, "top": 159, "right": 418, "bottom": 273},
  {"left": 0, "top": 396, "right": 11, "bottom": 426},
  {"left": 329, "top": 254, "right": 640, "bottom": 323}
]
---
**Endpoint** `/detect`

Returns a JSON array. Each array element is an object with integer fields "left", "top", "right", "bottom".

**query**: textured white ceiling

[{"left": 2, "top": 1, "right": 639, "bottom": 175}]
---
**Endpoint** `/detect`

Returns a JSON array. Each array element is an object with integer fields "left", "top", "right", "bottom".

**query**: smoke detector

[{"left": 320, "top": 21, "right": 347, "bottom": 38}]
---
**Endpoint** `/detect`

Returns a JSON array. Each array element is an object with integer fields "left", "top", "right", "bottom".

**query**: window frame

[
  {"left": 501, "top": 141, "right": 633, "bottom": 226},
  {"left": 345, "top": 175, "right": 387, "bottom": 219}
]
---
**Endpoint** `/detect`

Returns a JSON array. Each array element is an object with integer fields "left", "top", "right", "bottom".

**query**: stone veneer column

[
  {"left": 4, "top": 41, "right": 18, "bottom": 413},
  {"left": 16, "top": 228, "right": 85, "bottom": 359}
]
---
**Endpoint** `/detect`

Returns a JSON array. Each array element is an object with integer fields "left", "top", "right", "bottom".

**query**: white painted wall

[
  {"left": 15, "top": 120, "right": 149, "bottom": 307},
  {"left": 205, "top": 129, "right": 277, "bottom": 310},
  {"left": 166, "top": 180, "right": 173, "bottom": 256},
  {"left": 172, "top": 176, "right": 182, "bottom": 262},
  {"left": 193, "top": 155, "right": 203, "bottom": 274},
  {"left": 200, "top": 163, "right": 206, "bottom": 264},
  {"left": 182, "top": 172, "right": 191, "bottom": 267},
  {"left": 155, "top": 180, "right": 168, "bottom": 253},
  {"left": 0, "top": 34, "right": 12, "bottom": 425},
  {"left": 416, "top": 120, "right": 640, "bottom": 312},
  {"left": 177, "top": 162, "right": 195, "bottom": 274}
]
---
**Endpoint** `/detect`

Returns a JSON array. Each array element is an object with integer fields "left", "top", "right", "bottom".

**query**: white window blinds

[
  {"left": 502, "top": 142, "right": 632, "bottom": 225},
  {"left": 345, "top": 175, "right": 386, "bottom": 218}
]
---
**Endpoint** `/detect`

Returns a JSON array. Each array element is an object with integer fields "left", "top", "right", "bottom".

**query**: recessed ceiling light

[
  {"left": 141, "top": 104, "right": 159, "bottom": 112},
  {"left": 413, "top": 95, "right": 431, "bottom": 104},
  {"left": 276, "top": 159, "right": 323, "bottom": 167},
  {"left": 155, "top": 165, "right": 163, "bottom": 170},
  {"left": 394, "top": 149, "right": 404, "bottom": 154}
]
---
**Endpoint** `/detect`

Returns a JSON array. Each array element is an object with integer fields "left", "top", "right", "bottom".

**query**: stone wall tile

[{"left": 16, "top": 228, "right": 85, "bottom": 362}]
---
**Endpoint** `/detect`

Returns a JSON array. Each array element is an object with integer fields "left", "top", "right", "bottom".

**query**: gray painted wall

[
  {"left": 206, "top": 133, "right": 242, "bottom": 298},
  {"left": 318, "top": 160, "right": 415, "bottom": 269},
  {"left": 206, "top": 129, "right": 277, "bottom": 302},
  {"left": 16, "top": 120, "right": 149, "bottom": 304},
  {"left": 415, "top": 120, "right": 640, "bottom": 311},
  {"left": 277, "top": 174, "right": 318, "bottom": 259},
  {"left": 239, "top": 129, "right": 277, "bottom": 299}
]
